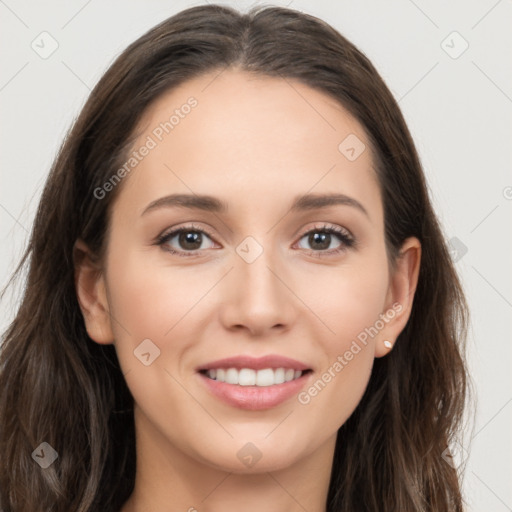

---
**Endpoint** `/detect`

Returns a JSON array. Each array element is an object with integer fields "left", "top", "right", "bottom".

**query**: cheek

[
  {"left": 298, "top": 272, "right": 383, "bottom": 427},
  {"left": 306, "top": 259, "right": 389, "bottom": 345},
  {"left": 299, "top": 349, "right": 374, "bottom": 437},
  {"left": 104, "top": 246, "right": 220, "bottom": 389},
  {"left": 296, "top": 259, "right": 387, "bottom": 415},
  {"left": 104, "top": 250, "right": 202, "bottom": 426},
  {"left": 106, "top": 248, "right": 205, "bottom": 340}
]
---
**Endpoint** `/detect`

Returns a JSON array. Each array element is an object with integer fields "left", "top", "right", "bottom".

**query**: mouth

[{"left": 196, "top": 355, "right": 313, "bottom": 410}]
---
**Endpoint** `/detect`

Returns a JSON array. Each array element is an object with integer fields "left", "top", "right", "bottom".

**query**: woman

[{"left": 0, "top": 4, "right": 470, "bottom": 511}]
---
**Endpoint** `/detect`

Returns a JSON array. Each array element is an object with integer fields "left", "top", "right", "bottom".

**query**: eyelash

[{"left": 154, "top": 222, "right": 356, "bottom": 259}]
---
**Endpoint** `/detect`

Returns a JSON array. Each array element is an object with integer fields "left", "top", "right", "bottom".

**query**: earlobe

[
  {"left": 375, "top": 237, "right": 422, "bottom": 358},
  {"left": 73, "top": 238, "right": 114, "bottom": 345}
]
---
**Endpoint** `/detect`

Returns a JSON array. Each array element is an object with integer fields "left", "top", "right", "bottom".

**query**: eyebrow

[{"left": 141, "top": 192, "right": 369, "bottom": 219}]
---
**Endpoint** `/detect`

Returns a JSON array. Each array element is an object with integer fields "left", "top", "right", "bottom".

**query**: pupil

[
  {"left": 310, "top": 232, "right": 330, "bottom": 250},
  {"left": 180, "top": 231, "right": 201, "bottom": 250}
]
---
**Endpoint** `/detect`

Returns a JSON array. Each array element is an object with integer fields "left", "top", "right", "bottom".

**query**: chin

[
  {"left": 196, "top": 439, "right": 307, "bottom": 474},
  {"left": 209, "top": 454, "right": 300, "bottom": 475}
]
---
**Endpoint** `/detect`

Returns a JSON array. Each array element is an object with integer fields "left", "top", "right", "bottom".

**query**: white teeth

[
  {"left": 204, "top": 367, "right": 306, "bottom": 386},
  {"left": 238, "top": 368, "right": 256, "bottom": 386},
  {"left": 274, "top": 368, "right": 285, "bottom": 384},
  {"left": 256, "top": 368, "right": 274, "bottom": 386},
  {"left": 225, "top": 368, "right": 239, "bottom": 385}
]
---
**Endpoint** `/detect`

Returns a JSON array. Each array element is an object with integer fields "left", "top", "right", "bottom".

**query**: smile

[
  {"left": 196, "top": 354, "right": 313, "bottom": 410},
  {"left": 200, "top": 367, "right": 310, "bottom": 386}
]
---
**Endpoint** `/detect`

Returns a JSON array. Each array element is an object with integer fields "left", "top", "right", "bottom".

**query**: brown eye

[
  {"left": 156, "top": 224, "right": 217, "bottom": 257},
  {"left": 296, "top": 225, "right": 355, "bottom": 257}
]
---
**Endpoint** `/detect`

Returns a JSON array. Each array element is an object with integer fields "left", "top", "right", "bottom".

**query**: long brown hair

[{"left": 0, "top": 4, "right": 471, "bottom": 511}]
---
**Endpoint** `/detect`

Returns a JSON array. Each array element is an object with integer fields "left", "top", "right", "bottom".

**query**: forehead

[{"left": 114, "top": 68, "right": 382, "bottom": 224}]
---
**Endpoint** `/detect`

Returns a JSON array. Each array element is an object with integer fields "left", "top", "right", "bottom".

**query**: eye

[
  {"left": 295, "top": 224, "right": 355, "bottom": 257},
  {"left": 155, "top": 223, "right": 216, "bottom": 257},
  {"left": 155, "top": 222, "right": 356, "bottom": 258}
]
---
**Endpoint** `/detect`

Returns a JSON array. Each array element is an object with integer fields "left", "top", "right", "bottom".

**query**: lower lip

[{"left": 198, "top": 371, "right": 312, "bottom": 411}]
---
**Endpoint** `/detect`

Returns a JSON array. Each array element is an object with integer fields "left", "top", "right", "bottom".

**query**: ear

[
  {"left": 73, "top": 238, "right": 114, "bottom": 345},
  {"left": 375, "top": 236, "right": 421, "bottom": 358}
]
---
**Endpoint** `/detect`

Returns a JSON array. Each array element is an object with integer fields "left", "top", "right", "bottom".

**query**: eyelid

[
  {"left": 154, "top": 222, "right": 218, "bottom": 248},
  {"left": 299, "top": 222, "right": 354, "bottom": 240}
]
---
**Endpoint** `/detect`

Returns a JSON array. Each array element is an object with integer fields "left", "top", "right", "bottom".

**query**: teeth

[
  {"left": 204, "top": 367, "right": 306, "bottom": 386},
  {"left": 274, "top": 368, "right": 285, "bottom": 384},
  {"left": 226, "top": 368, "right": 238, "bottom": 384},
  {"left": 239, "top": 368, "right": 256, "bottom": 386}
]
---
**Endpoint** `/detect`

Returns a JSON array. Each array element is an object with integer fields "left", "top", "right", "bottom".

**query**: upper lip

[{"left": 196, "top": 355, "right": 311, "bottom": 372}]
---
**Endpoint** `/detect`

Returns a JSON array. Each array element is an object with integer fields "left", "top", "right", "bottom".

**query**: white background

[{"left": 1, "top": 1, "right": 511, "bottom": 510}]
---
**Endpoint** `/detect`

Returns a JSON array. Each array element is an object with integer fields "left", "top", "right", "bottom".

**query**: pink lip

[
  {"left": 196, "top": 354, "right": 311, "bottom": 372},
  {"left": 198, "top": 371, "right": 313, "bottom": 411}
]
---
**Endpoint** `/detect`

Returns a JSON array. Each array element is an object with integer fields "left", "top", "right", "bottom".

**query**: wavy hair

[{"left": 0, "top": 4, "right": 471, "bottom": 511}]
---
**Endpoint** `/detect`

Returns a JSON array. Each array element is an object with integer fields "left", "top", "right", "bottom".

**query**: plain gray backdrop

[{"left": 1, "top": 1, "right": 511, "bottom": 510}]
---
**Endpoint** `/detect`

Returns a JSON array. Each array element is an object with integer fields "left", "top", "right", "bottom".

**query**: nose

[{"left": 219, "top": 242, "right": 297, "bottom": 337}]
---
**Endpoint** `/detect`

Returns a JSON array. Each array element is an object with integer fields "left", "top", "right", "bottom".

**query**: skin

[{"left": 75, "top": 68, "right": 421, "bottom": 512}]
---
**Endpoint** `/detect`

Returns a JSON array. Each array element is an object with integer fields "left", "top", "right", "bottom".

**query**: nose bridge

[
  {"left": 220, "top": 232, "right": 295, "bottom": 332},
  {"left": 236, "top": 233, "right": 284, "bottom": 303}
]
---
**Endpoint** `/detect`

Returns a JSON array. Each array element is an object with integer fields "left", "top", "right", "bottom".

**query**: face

[{"left": 76, "top": 68, "right": 420, "bottom": 474}]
